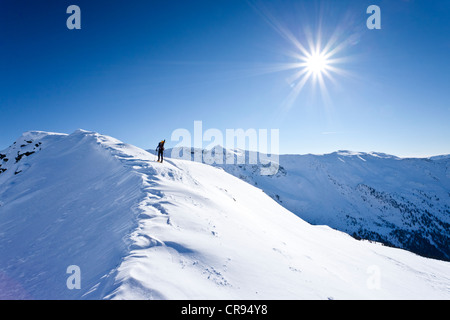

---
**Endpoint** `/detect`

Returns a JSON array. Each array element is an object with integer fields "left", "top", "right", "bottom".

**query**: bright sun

[
  {"left": 247, "top": 2, "right": 351, "bottom": 110},
  {"left": 305, "top": 52, "right": 329, "bottom": 75}
]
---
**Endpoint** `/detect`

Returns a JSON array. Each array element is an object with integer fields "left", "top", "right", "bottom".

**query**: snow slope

[
  {"left": 162, "top": 147, "right": 450, "bottom": 261},
  {"left": 0, "top": 131, "right": 449, "bottom": 299}
]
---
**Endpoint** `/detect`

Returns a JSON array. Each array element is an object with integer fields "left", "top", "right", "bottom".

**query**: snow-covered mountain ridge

[
  {"left": 0, "top": 130, "right": 449, "bottom": 299},
  {"left": 160, "top": 146, "right": 450, "bottom": 261}
]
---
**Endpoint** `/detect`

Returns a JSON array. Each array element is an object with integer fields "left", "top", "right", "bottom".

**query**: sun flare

[
  {"left": 305, "top": 52, "right": 329, "bottom": 75},
  {"left": 277, "top": 36, "right": 350, "bottom": 110},
  {"left": 247, "top": 2, "right": 354, "bottom": 110}
]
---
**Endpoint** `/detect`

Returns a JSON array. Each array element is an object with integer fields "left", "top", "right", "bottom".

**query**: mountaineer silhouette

[{"left": 156, "top": 140, "right": 165, "bottom": 163}]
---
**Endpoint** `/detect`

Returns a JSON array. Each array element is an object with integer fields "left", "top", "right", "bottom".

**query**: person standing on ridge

[{"left": 156, "top": 139, "right": 165, "bottom": 163}]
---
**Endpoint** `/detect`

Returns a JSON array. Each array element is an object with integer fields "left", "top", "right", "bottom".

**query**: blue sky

[{"left": 1, "top": 0, "right": 449, "bottom": 157}]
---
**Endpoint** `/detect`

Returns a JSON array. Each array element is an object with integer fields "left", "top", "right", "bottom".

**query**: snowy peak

[
  {"left": 0, "top": 130, "right": 67, "bottom": 177},
  {"left": 333, "top": 150, "right": 399, "bottom": 159},
  {"left": 429, "top": 154, "right": 450, "bottom": 161}
]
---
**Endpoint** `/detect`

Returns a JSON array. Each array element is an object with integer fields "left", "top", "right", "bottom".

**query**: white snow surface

[
  {"left": 162, "top": 146, "right": 450, "bottom": 261},
  {"left": 0, "top": 130, "right": 449, "bottom": 299}
]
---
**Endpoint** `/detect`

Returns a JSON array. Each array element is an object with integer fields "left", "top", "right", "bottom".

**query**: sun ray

[{"left": 246, "top": 1, "right": 356, "bottom": 112}]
